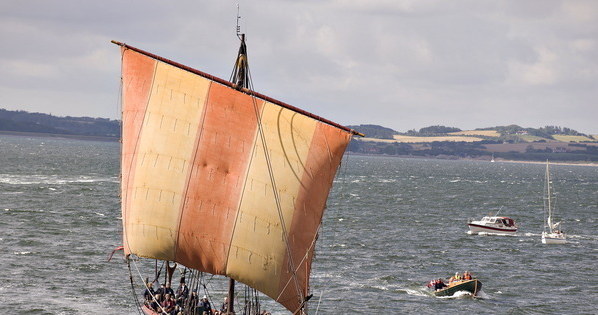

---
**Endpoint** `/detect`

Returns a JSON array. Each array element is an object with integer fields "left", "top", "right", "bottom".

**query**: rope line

[
  {"left": 126, "top": 260, "right": 144, "bottom": 315},
  {"left": 129, "top": 258, "right": 169, "bottom": 315},
  {"left": 245, "top": 65, "right": 304, "bottom": 307},
  {"left": 120, "top": 47, "right": 159, "bottom": 257}
]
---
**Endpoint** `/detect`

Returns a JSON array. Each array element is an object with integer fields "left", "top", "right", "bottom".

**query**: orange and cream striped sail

[{"left": 116, "top": 42, "right": 356, "bottom": 312}]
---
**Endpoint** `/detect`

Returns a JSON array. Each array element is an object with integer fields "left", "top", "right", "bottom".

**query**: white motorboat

[{"left": 468, "top": 215, "right": 518, "bottom": 235}]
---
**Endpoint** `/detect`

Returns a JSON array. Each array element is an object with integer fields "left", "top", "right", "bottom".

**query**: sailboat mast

[{"left": 546, "top": 162, "right": 552, "bottom": 224}]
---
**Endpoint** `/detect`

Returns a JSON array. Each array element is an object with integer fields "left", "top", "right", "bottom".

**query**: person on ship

[
  {"left": 143, "top": 282, "right": 155, "bottom": 302},
  {"left": 164, "top": 282, "right": 175, "bottom": 298},
  {"left": 199, "top": 295, "right": 213, "bottom": 314},
  {"left": 219, "top": 297, "right": 228, "bottom": 313},
  {"left": 188, "top": 291, "right": 199, "bottom": 314},
  {"left": 150, "top": 294, "right": 162, "bottom": 312},
  {"left": 161, "top": 293, "right": 176, "bottom": 314},
  {"left": 155, "top": 283, "right": 166, "bottom": 302},
  {"left": 176, "top": 278, "right": 189, "bottom": 300}
]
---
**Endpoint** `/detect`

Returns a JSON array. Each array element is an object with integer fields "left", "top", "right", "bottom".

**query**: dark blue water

[{"left": 1, "top": 135, "right": 597, "bottom": 314}]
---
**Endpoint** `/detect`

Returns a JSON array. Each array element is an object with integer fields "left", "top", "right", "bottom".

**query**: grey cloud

[{"left": 0, "top": 0, "right": 596, "bottom": 133}]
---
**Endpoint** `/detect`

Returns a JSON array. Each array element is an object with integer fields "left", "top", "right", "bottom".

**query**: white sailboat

[{"left": 541, "top": 161, "right": 567, "bottom": 244}]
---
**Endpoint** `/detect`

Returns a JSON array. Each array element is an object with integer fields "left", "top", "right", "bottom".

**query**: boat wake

[
  {"left": 475, "top": 289, "right": 490, "bottom": 299},
  {"left": 400, "top": 287, "right": 430, "bottom": 297},
  {"left": 435, "top": 289, "right": 488, "bottom": 299},
  {"left": 469, "top": 231, "right": 517, "bottom": 237}
]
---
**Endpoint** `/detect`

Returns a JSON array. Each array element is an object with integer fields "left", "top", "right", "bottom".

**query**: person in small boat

[
  {"left": 449, "top": 272, "right": 462, "bottom": 283},
  {"left": 434, "top": 278, "right": 447, "bottom": 291},
  {"left": 463, "top": 271, "right": 472, "bottom": 280}
]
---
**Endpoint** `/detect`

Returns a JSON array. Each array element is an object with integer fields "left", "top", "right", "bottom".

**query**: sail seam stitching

[
  {"left": 246, "top": 81, "right": 304, "bottom": 306},
  {"left": 122, "top": 49, "right": 158, "bottom": 256},
  {"left": 172, "top": 80, "right": 213, "bottom": 263}
]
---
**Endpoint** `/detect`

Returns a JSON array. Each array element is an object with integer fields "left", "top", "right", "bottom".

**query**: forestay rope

[{"left": 245, "top": 48, "right": 305, "bottom": 312}]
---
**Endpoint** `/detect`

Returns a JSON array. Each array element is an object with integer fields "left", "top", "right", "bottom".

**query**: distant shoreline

[
  {"left": 0, "top": 130, "right": 119, "bottom": 142},
  {"left": 346, "top": 152, "right": 598, "bottom": 167},
  {"left": 2, "top": 131, "right": 596, "bottom": 167},
  {"left": 492, "top": 159, "right": 598, "bottom": 167}
]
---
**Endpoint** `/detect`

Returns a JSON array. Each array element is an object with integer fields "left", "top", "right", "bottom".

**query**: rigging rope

[
  {"left": 127, "top": 260, "right": 144, "bottom": 315},
  {"left": 245, "top": 61, "right": 305, "bottom": 307},
  {"left": 129, "top": 258, "right": 169, "bottom": 315}
]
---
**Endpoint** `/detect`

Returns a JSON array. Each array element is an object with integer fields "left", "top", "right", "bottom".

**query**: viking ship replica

[{"left": 113, "top": 31, "right": 361, "bottom": 314}]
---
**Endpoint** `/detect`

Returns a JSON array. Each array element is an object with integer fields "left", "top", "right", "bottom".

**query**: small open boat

[{"left": 433, "top": 279, "right": 482, "bottom": 297}]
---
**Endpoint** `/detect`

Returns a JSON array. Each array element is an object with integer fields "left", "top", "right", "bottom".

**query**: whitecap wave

[
  {"left": 435, "top": 290, "right": 473, "bottom": 299},
  {"left": 400, "top": 287, "right": 429, "bottom": 297},
  {"left": 476, "top": 231, "right": 517, "bottom": 237},
  {"left": 0, "top": 174, "right": 118, "bottom": 185}
]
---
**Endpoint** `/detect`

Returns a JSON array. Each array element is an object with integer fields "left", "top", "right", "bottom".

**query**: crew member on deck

[
  {"left": 200, "top": 295, "right": 212, "bottom": 314},
  {"left": 161, "top": 293, "right": 176, "bottom": 314},
  {"left": 220, "top": 297, "right": 228, "bottom": 313},
  {"left": 143, "top": 282, "right": 155, "bottom": 302}
]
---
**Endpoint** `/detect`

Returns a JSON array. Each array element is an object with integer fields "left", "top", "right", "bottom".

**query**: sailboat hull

[
  {"left": 433, "top": 279, "right": 482, "bottom": 297},
  {"left": 542, "top": 232, "right": 567, "bottom": 244}
]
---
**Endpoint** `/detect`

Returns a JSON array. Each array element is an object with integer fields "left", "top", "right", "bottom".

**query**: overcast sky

[{"left": 1, "top": 1, "right": 597, "bottom": 133}]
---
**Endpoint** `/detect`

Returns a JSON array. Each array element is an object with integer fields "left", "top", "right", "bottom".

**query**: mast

[
  {"left": 227, "top": 278, "right": 235, "bottom": 315},
  {"left": 546, "top": 161, "right": 552, "bottom": 230},
  {"left": 231, "top": 34, "right": 249, "bottom": 89},
  {"left": 226, "top": 8, "right": 249, "bottom": 310}
]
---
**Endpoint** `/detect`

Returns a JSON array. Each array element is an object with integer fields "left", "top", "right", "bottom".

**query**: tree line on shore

[
  {"left": 1, "top": 109, "right": 595, "bottom": 162},
  {"left": 347, "top": 124, "right": 598, "bottom": 162}
]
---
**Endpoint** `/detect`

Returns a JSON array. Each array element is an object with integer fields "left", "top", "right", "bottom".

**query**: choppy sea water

[{"left": 1, "top": 134, "right": 597, "bottom": 314}]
